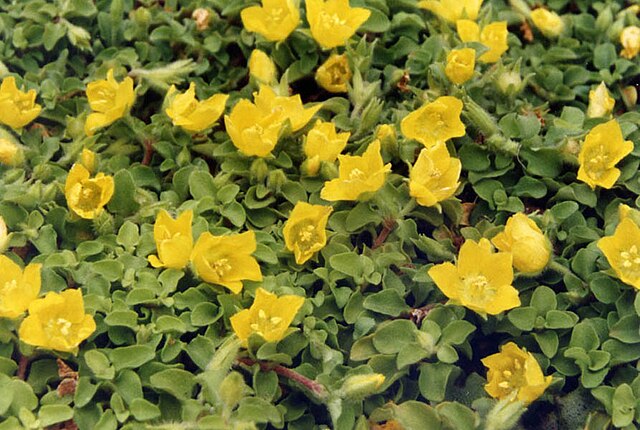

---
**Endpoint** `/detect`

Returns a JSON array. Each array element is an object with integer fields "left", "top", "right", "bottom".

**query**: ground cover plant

[{"left": 0, "top": 0, "right": 639, "bottom": 428}]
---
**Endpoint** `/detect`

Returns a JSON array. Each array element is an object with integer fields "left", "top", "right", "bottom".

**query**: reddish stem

[
  {"left": 17, "top": 354, "right": 29, "bottom": 380},
  {"left": 372, "top": 219, "right": 396, "bottom": 250},
  {"left": 236, "top": 357, "right": 327, "bottom": 399},
  {"left": 141, "top": 139, "right": 154, "bottom": 166}
]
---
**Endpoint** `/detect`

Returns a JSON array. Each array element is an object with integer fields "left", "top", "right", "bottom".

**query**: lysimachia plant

[{"left": 0, "top": 0, "right": 639, "bottom": 429}]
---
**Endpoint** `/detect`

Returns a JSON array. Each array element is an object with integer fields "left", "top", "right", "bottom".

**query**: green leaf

[
  {"left": 129, "top": 398, "right": 161, "bottom": 421},
  {"left": 363, "top": 289, "right": 409, "bottom": 316},
  {"left": 419, "top": 362, "right": 459, "bottom": 402},
  {"left": 439, "top": 320, "right": 475, "bottom": 345},
  {"left": 108, "top": 170, "right": 139, "bottom": 215},
  {"left": 569, "top": 322, "right": 600, "bottom": 350},
  {"left": 545, "top": 310, "right": 579, "bottom": 329},
  {"left": 391, "top": 401, "right": 442, "bottom": 430},
  {"left": 372, "top": 320, "right": 417, "bottom": 354},
  {"left": 346, "top": 202, "right": 382, "bottom": 231},
  {"left": 508, "top": 307, "right": 537, "bottom": 331},
  {"left": 84, "top": 350, "right": 115, "bottom": 380},
  {"left": 609, "top": 315, "right": 640, "bottom": 344},
  {"left": 235, "top": 397, "right": 283, "bottom": 425},
  {"left": 149, "top": 369, "right": 196, "bottom": 399},
  {"left": 191, "top": 302, "right": 221, "bottom": 326},
  {"left": 189, "top": 170, "right": 217, "bottom": 200},
  {"left": 104, "top": 310, "right": 138, "bottom": 328},
  {"left": 109, "top": 345, "right": 155, "bottom": 370},
  {"left": 38, "top": 405, "right": 74, "bottom": 428},
  {"left": 611, "top": 384, "right": 635, "bottom": 428},
  {"left": 155, "top": 315, "right": 187, "bottom": 334},
  {"left": 116, "top": 221, "right": 140, "bottom": 251},
  {"left": 533, "top": 331, "right": 559, "bottom": 358}
]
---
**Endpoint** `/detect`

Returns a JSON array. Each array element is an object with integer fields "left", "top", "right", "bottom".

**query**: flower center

[
  {"left": 268, "top": 7, "right": 284, "bottom": 22},
  {"left": 72, "top": 181, "right": 103, "bottom": 212},
  {"left": 320, "top": 12, "right": 346, "bottom": 28},
  {"left": 496, "top": 358, "right": 527, "bottom": 390},
  {"left": 461, "top": 274, "right": 496, "bottom": 305},
  {"left": 349, "top": 168, "right": 366, "bottom": 181},
  {"left": 15, "top": 96, "right": 33, "bottom": 112},
  {"left": 249, "top": 309, "right": 283, "bottom": 337},
  {"left": 47, "top": 318, "right": 73, "bottom": 337},
  {"left": 620, "top": 244, "right": 640, "bottom": 272},
  {"left": 586, "top": 145, "right": 610, "bottom": 178},
  {"left": 211, "top": 258, "right": 232, "bottom": 278}
]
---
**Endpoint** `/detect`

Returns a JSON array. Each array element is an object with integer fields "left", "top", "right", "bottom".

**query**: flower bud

[
  {"left": 491, "top": 213, "right": 551, "bottom": 274},
  {"left": 0, "top": 138, "right": 22, "bottom": 166},
  {"left": 319, "top": 160, "right": 339, "bottom": 179},
  {"left": 80, "top": 149, "right": 97, "bottom": 173},
  {"left": 0, "top": 216, "right": 9, "bottom": 253},
  {"left": 445, "top": 48, "right": 476, "bottom": 85},
  {"left": 302, "top": 155, "right": 321, "bottom": 176},
  {"left": 248, "top": 50, "right": 277, "bottom": 85},
  {"left": 375, "top": 124, "right": 397, "bottom": 157},
  {"left": 530, "top": 8, "right": 565, "bottom": 38},
  {"left": 621, "top": 85, "right": 637, "bottom": 109},
  {"left": 267, "top": 169, "right": 287, "bottom": 193},
  {"left": 192, "top": 8, "right": 211, "bottom": 31},
  {"left": 64, "top": 20, "right": 91, "bottom": 51},
  {"left": 587, "top": 82, "right": 615, "bottom": 118},
  {"left": 620, "top": 26, "right": 640, "bottom": 59},
  {"left": 250, "top": 158, "right": 269, "bottom": 183},
  {"left": 339, "top": 373, "right": 385, "bottom": 400}
]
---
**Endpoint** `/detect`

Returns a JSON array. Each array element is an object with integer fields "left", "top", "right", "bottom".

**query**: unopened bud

[
  {"left": 80, "top": 149, "right": 96, "bottom": 173},
  {"left": 302, "top": 156, "right": 321, "bottom": 176},
  {"left": 267, "top": 169, "right": 287, "bottom": 193},
  {"left": 621, "top": 85, "right": 638, "bottom": 108},
  {"left": 0, "top": 216, "right": 9, "bottom": 253},
  {"left": 0, "top": 138, "right": 22, "bottom": 166},
  {"left": 339, "top": 373, "right": 385, "bottom": 400},
  {"left": 319, "top": 160, "right": 339, "bottom": 180},
  {"left": 250, "top": 158, "right": 269, "bottom": 183}
]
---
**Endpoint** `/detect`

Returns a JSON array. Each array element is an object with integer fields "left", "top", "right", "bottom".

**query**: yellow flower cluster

[
  {"left": 0, "top": 255, "right": 95, "bottom": 353},
  {"left": 241, "top": 0, "right": 370, "bottom": 49}
]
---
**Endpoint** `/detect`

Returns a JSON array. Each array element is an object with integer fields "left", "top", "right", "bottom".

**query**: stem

[
  {"left": 547, "top": 260, "right": 573, "bottom": 277},
  {"left": 17, "top": 354, "right": 29, "bottom": 380},
  {"left": 236, "top": 357, "right": 329, "bottom": 401},
  {"left": 141, "top": 138, "right": 154, "bottom": 166},
  {"left": 372, "top": 218, "right": 396, "bottom": 250}
]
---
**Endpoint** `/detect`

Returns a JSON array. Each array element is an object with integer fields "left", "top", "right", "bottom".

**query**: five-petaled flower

[
  {"left": 304, "top": 120, "right": 350, "bottom": 176},
  {"left": 457, "top": 20, "right": 509, "bottom": 63},
  {"left": 491, "top": 213, "right": 551, "bottom": 275},
  {"left": 587, "top": 82, "right": 615, "bottom": 119},
  {"left": 241, "top": 0, "right": 300, "bottom": 42},
  {"left": 148, "top": 210, "right": 193, "bottom": 270},
  {"left": 0, "top": 255, "right": 40, "bottom": 319},
  {"left": 0, "top": 76, "right": 42, "bottom": 130},
  {"left": 409, "top": 143, "right": 461, "bottom": 207},
  {"left": 165, "top": 83, "right": 228, "bottom": 133},
  {"left": 482, "top": 342, "right": 553, "bottom": 404},
  {"left": 530, "top": 8, "right": 564, "bottom": 38},
  {"left": 418, "top": 0, "right": 483, "bottom": 23},
  {"left": 620, "top": 26, "right": 640, "bottom": 59},
  {"left": 316, "top": 54, "right": 352, "bottom": 93},
  {"left": 320, "top": 140, "right": 391, "bottom": 201},
  {"left": 191, "top": 230, "right": 263, "bottom": 294},
  {"left": 253, "top": 85, "right": 322, "bottom": 133},
  {"left": 283, "top": 202, "right": 333, "bottom": 264},
  {"left": 428, "top": 238, "right": 520, "bottom": 316},
  {"left": 598, "top": 217, "right": 640, "bottom": 291},
  {"left": 65, "top": 163, "right": 115, "bottom": 220},
  {"left": 445, "top": 48, "right": 476, "bottom": 85},
  {"left": 401, "top": 96, "right": 466, "bottom": 148},
  {"left": 230, "top": 287, "right": 305, "bottom": 345},
  {"left": 19, "top": 289, "right": 96, "bottom": 354},
  {"left": 306, "top": 0, "right": 371, "bottom": 49},
  {"left": 577, "top": 119, "right": 633, "bottom": 189},
  {"left": 85, "top": 69, "right": 135, "bottom": 136}
]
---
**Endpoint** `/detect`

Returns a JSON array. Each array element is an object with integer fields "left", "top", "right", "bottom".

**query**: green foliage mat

[{"left": 0, "top": 0, "right": 639, "bottom": 429}]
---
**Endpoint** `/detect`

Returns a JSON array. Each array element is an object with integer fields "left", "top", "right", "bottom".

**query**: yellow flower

[
  {"left": 283, "top": 202, "right": 333, "bottom": 264},
  {"left": 306, "top": 0, "right": 371, "bottom": 49},
  {"left": 457, "top": 20, "right": 509, "bottom": 63},
  {"left": 304, "top": 120, "right": 350, "bottom": 175},
  {"left": 320, "top": 140, "right": 391, "bottom": 201},
  {"left": 418, "top": 0, "right": 483, "bottom": 23},
  {"left": 409, "top": 143, "right": 461, "bottom": 207},
  {"left": 400, "top": 96, "right": 466, "bottom": 148},
  {"left": 598, "top": 218, "right": 640, "bottom": 290},
  {"left": 80, "top": 148, "right": 96, "bottom": 173},
  {"left": 0, "top": 216, "right": 8, "bottom": 252},
  {"left": 316, "top": 54, "right": 352, "bottom": 93},
  {"left": 587, "top": 82, "right": 615, "bottom": 119},
  {"left": 577, "top": 119, "right": 633, "bottom": 189},
  {"left": 241, "top": 0, "right": 300, "bottom": 42},
  {"left": 230, "top": 287, "right": 305, "bottom": 345},
  {"left": 0, "top": 255, "right": 40, "bottom": 319},
  {"left": 0, "top": 138, "right": 22, "bottom": 166},
  {"left": 0, "top": 76, "right": 41, "bottom": 129},
  {"left": 253, "top": 85, "right": 322, "bottom": 132},
  {"left": 19, "top": 289, "right": 96, "bottom": 354},
  {"left": 85, "top": 69, "right": 135, "bottom": 136},
  {"left": 64, "top": 163, "right": 115, "bottom": 220},
  {"left": 165, "top": 83, "right": 228, "bottom": 133},
  {"left": 224, "top": 99, "right": 285, "bottom": 157},
  {"left": 191, "top": 230, "right": 263, "bottom": 294},
  {"left": 248, "top": 50, "right": 278, "bottom": 85},
  {"left": 530, "top": 8, "right": 564, "bottom": 38},
  {"left": 445, "top": 48, "right": 476, "bottom": 85},
  {"left": 428, "top": 238, "right": 520, "bottom": 315},
  {"left": 620, "top": 26, "right": 640, "bottom": 59},
  {"left": 148, "top": 210, "right": 193, "bottom": 270},
  {"left": 491, "top": 213, "right": 551, "bottom": 274},
  {"left": 482, "top": 342, "right": 553, "bottom": 404}
]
